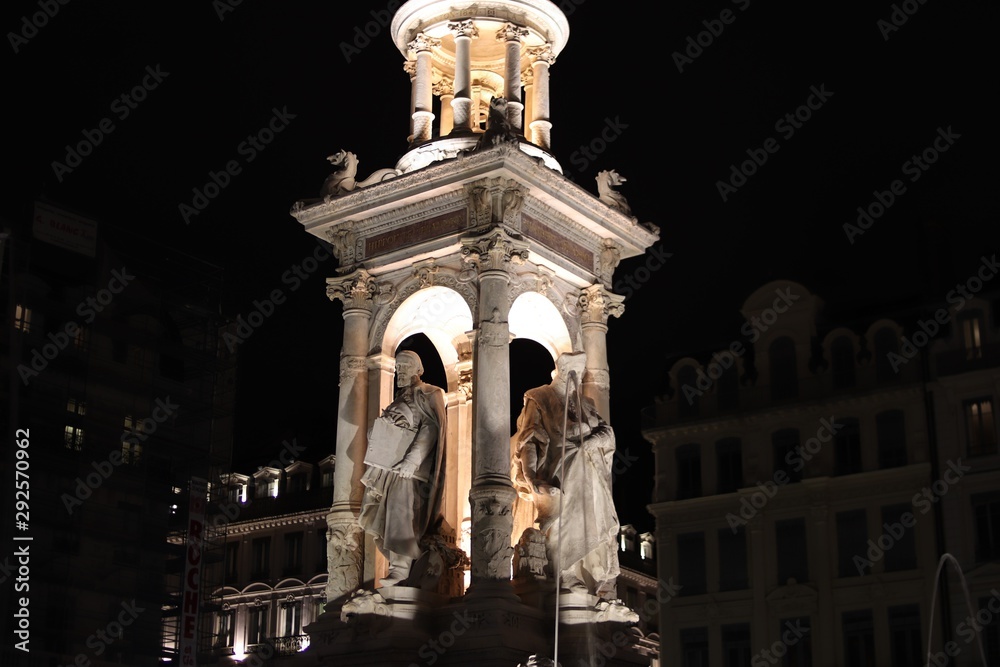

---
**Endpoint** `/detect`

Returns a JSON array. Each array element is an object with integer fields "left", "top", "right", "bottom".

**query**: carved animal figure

[
  {"left": 477, "top": 97, "right": 520, "bottom": 149},
  {"left": 596, "top": 170, "right": 632, "bottom": 217},
  {"left": 320, "top": 150, "right": 399, "bottom": 197}
]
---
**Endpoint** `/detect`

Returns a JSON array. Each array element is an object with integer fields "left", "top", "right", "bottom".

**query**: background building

[{"left": 643, "top": 279, "right": 999, "bottom": 667}]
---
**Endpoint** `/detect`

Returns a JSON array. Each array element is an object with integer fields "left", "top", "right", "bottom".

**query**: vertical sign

[{"left": 180, "top": 477, "right": 207, "bottom": 666}]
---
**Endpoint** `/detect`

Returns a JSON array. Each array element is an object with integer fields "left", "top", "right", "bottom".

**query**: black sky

[{"left": 5, "top": 0, "right": 998, "bottom": 532}]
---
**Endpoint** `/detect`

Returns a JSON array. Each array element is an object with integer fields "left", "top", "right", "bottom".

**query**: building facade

[{"left": 643, "top": 279, "right": 1000, "bottom": 667}]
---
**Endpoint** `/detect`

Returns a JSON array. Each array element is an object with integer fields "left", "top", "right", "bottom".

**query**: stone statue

[
  {"left": 477, "top": 96, "right": 520, "bottom": 149},
  {"left": 358, "top": 350, "right": 447, "bottom": 586},
  {"left": 511, "top": 351, "right": 621, "bottom": 600},
  {"left": 595, "top": 170, "right": 632, "bottom": 217},
  {"left": 320, "top": 150, "right": 399, "bottom": 198}
]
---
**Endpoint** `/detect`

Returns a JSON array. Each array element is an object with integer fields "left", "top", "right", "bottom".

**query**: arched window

[{"left": 769, "top": 337, "right": 798, "bottom": 400}]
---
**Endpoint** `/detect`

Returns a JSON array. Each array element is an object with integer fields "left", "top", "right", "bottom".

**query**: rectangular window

[
  {"left": 676, "top": 532, "right": 706, "bottom": 595},
  {"left": 837, "top": 510, "right": 869, "bottom": 577},
  {"left": 718, "top": 527, "right": 748, "bottom": 591},
  {"left": 965, "top": 397, "right": 998, "bottom": 456},
  {"left": 842, "top": 610, "right": 875, "bottom": 667},
  {"left": 321, "top": 469, "right": 334, "bottom": 488},
  {"left": 973, "top": 493, "right": 1000, "bottom": 562},
  {"left": 64, "top": 425, "right": 85, "bottom": 450},
  {"left": 881, "top": 505, "right": 917, "bottom": 572},
  {"left": 284, "top": 532, "right": 303, "bottom": 574},
  {"left": 281, "top": 602, "right": 302, "bottom": 637},
  {"left": 721, "top": 623, "right": 751, "bottom": 667},
  {"left": 287, "top": 474, "right": 307, "bottom": 494},
  {"left": 680, "top": 627, "right": 709, "bottom": 667},
  {"left": 877, "top": 411, "right": 907, "bottom": 469},
  {"left": 121, "top": 441, "right": 142, "bottom": 466},
  {"left": 247, "top": 607, "right": 267, "bottom": 646},
  {"left": 887, "top": 605, "right": 921, "bottom": 667},
  {"left": 980, "top": 594, "right": 1000, "bottom": 667},
  {"left": 676, "top": 444, "right": 702, "bottom": 500},
  {"left": 834, "top": 418, "right": 862, "bottom": 476},
  {"left": 781, "top": 617, "right": 812, "bottom": 667},
  {"left": 252, "top": 537, "right": 271, "bottom": 579},
  {"left": 772, "top": 429, "right": 803, "bottom": 483},
  {"left": 961, "top": 314, "right": 983, "bottom": 360},
  {"left": 716, "top": 438, "right": 743, "bottom": 494},
  {"left": 217, "top": 610, "right": 235, "bottom": 647},
  {"left": 775, "top": 518, "right": 808, "bottom": 584},
  {"left": 66, "top": 398, "right": 86, "bottom": 415},
  {"left": 14, "top": 304, "right": 31, "bottom": 332},
  {"left": 73, "top": 326, "right": 89, "bottom": 351}
]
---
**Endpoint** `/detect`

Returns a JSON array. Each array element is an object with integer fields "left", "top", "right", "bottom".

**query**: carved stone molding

[
  {"left": 501, "top": 180, "right": 526, "bottom": 228},
  {"left": 469, "top": 486, "right": 516, "bottom": 581},
  {"left": 527, "top": 43, "right": 556, "bottom": 65},
  {"left": 325, "top": 221, "right": 358, "bottom": 266},
  {"left": 576, "top": 284, "right": 625, "bottom": 325},
  {"left": 402, "top": 59, "right": 417, "bottom": 77},
  {"left": 496, "top": 23, "right": 529, "bottom": 42},
  {"left": 412, "top": 259, "right": 440, "bottom": 288},
  {"left": 338, "top": 355, "right": 368, "bottom": 387},
  {"left": 448, "top": 19, "right": 479, "bottom": 39},
  {"left": 597, "top": 239, "right": 622, "bottom": 288},
  {"left": 326, "top": 515, "right": 364, "bottom": 602},
  {"left": 408, "top": 32, "right": 440, "bottom": 53},
  {"left": 432, "top": 76, "right": 454, "bottom": 97},
  {"left": 327, "top": 269, "right": 378, "bottom": 311}
]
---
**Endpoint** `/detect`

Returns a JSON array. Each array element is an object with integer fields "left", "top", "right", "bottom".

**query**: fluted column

[
  {"left": 449, "top": 19, "right": 479, "bottom": 133},
  {"left": 577, "top": 284, "right": 624, "bottom": 422},
  {"left": 433, "top": 76, "right": 454, "bottom": 136},
  {"left": 409, "top": 33, "right": 440, "bottom": 144},
  {"left": 323, "top": 269, "right": 377, "bottom": 603},
  {"left": 462, "top": 231, "right": 529, "bottom": 590},
  {"left": 527, "top": 43, "right": 555, "bottom": 149},
  {"left": 497, "top": 23, "right": 528, "bottom": 131},
  {"left": 403, "top": 60, "right": 417, "bottom": 143}
]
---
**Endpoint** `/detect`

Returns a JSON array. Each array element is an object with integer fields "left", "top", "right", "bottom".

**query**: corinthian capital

[
  {"left": 326, "top": 269, "right": 378, "bottom": 311},
  {"left": 461, "top": 231, "right": 529, "bottom": 276},
  {"left": 496, "top": 23, "right": 528, "bottom": 42},
  {"left": 448, "top": 19, "right": 479, "bottom": 39},
  {"left": 402, "top": 59, "right": 417, "bottom": 77},
  {"left": 432, "top": 76, "right": 454, "bottom": 96},
  {"left": 527, "top": 44, "right": 556, "bottom": 65},
  {"left": 408, "top": 32, "right": 441, "bottom": 53},
  {"left": 577, "top": 284, "right": 625, "bottom": 325}
]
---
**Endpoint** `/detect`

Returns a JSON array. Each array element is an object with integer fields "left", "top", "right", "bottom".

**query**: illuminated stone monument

[{"left": 292, "top": 1, "right": 659, "bottom": 664}]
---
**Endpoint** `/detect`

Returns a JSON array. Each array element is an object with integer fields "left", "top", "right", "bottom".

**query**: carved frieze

[
  {"left": 469, "top": 486, "right": 515, "bottom": 581},
  {"left": 326, "top": 516, "right": 364, "bottom": 602}
]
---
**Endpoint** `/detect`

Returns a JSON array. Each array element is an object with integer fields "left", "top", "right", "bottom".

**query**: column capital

[
  {"left": 448, "top": 19, "right": 480, "bottom": 39},
  {"left": 461, "top": 230, "right": 529, "bottom": 276},
  {"left": 408, "top": 32, "right": 440, "bottom": 53},
  {"left": 432, "top": 76, "right": 454, "bottom": 97},
  {"left": 521, "top": 67, "right": 534, "bottom": 86},
  {"left": 527, "top": 43, "right": 556, "bottom": 65},
  {"left": 576, "top": 284, "right": 625, "bottom": 325},
  {"left": 402, "top": 59, "right": 417, "bottom": 77},
  {"left": 495, "top": 22, "right": 529, "bottom": 43},
  {"left": 326, "top": 269, "right": 384, "bottom": 312}
]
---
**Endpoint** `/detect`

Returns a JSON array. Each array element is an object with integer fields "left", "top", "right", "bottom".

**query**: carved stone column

[
  {"left": 497, "top": 23, "right": 527, "bottom": 131},
  {"left": 403, "top": 59, "right": 417, "bottom": 144},
  {"left": 527, "top": 43, "right": 555, "bottom": 150},
  {"left": 323, "top": 269, "right": 377, "bottom": 603},
  {"left": 521, "top": 67, "right": 534, "bottom": 140},
  {"left": 409, "top": 33, "right": 440, "bottom": 144},
  {"left": 462, "top": 231, "right": 529, "bottom": 588},
  {"left": 449, "top": 19, "right": 479, "bottom": 133},
  {"left": 577, "top": 284, "right": 624, "bottom": 422},
  {"left": 433, "top": 76, "right": 454, "bottom": 136}
]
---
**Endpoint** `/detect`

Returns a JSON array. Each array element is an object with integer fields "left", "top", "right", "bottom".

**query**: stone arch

[{"left": 509, "top": 290, "right": 574, "bottom": 361}]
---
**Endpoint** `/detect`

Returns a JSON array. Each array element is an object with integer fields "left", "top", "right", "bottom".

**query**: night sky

[{"left": 5, "top": 0, "right": 998, "bottom": 533}]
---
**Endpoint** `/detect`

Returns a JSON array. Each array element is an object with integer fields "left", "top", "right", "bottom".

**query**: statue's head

[
  {"left": 553, "top": 351, "right": 587, "bottom": 384},
  {"left": 395, "top": 350, "right": 424, "bottom": 387}
]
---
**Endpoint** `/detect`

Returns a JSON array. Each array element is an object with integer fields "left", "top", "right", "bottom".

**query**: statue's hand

[{"left": 394, "top": 459, "right": 418, "bottom": 479}]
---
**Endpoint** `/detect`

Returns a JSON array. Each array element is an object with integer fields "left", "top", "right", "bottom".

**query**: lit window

[
  {"left": 64, "top": 426, "right": 85, "bottom": 450},
  {"left": 965, "top": 397, "right": 997, "bottom": 457},
  {"left": 281, "top": 601, "right": 302, "bottom": 637},
  {"left": 961, "top": 314, "right": 984, "bottom": 360},
  {"left": 217, "top": 610, "right": 235, "bottom": 648},
  {"left": 124, "top": 415, "right": 135, "bottom": 430},
  {"left": 14, "top": 304, "right": 31, "bottom": 333},
  {"left": 73, "top": 326, "right": 89, "bottom": 351},
  {"left": 121, "top": 441, "right": 142, "bottom": 466},
  {"left": 321, "top": 470, "right": 334, "bottom": 488},
  {"left": 66, "top": 398, "right": 86, "bottom": 415}
]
